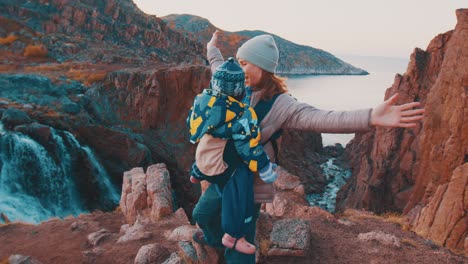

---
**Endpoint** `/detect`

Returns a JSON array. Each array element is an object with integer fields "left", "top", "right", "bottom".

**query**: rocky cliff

[
  {"left": 0, "top": 0, "right": 204, "bottom": 64},
  {"left": 336, "top": 9, "right": 467, "bottom": 254},
  {"left": 162, "top": 14, "right": 368, "bottom": 75}
]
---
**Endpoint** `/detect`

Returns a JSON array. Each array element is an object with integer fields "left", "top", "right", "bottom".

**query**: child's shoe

[{"left": 222, "top": 233, "right": 256, "bottom": 255}]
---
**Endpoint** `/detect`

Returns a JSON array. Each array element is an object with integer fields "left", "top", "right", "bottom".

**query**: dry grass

[
  {"left": 114, "top": 206, "right": 122, "bottom": 213},
  {"left": 401, "top": 238, "right": 420, "bottom": 248},
  {"left": 258, "top": 239, "right": 271, "bottom": 256},
  {"left": 22, "top": 62, "right": 109, "bottom": 85},
  {"left": 67, "top": 68, "right": 107, "bottom": 85},
  {"left": 342, "top": 209, "right": 409, "bottom": 229},
  {"left": 381, "top": 212, "right": 407, "bottom": 227},
  {"left": 23, "top": 44, "right": 48, "bottom": 57},
  {"left": 0, "top": 34, "right": 19, "bottom": 45},
  {"left": 342, "top": 209, "right": 381, "bottom": 221},
  {"left": 0, "top": 257, "right": 9, "bottom": 264}
]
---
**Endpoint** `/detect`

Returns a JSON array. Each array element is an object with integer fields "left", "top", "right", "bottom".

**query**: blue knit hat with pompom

[{"left": 211, "top": 57, "right": 245, "bottom": 98}]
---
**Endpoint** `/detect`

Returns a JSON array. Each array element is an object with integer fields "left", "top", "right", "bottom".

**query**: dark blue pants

[
  {"left": 222, "top": 164, "right": 255, "bottom": 238},
  {"left": 192, "top": 166, "right": 260, "bottom": 263}
]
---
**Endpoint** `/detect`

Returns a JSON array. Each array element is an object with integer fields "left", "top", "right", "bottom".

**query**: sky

[{"left": 132, "top": 1, "right": 465, "bottom": 58}]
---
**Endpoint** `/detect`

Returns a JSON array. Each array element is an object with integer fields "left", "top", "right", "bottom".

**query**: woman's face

[{"left": 237, "top": 58, "right": 263, "bottom": 88}]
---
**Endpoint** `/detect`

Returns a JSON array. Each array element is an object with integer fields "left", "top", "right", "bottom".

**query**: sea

[
  {"left": 285, "top": 55, "right": 410, "bottom": 211},
  {"left": 285, "top": 55, "right": 409, "bottom": 146}
]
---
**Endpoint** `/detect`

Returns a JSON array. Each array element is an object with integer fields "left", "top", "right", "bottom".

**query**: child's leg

[
  {"left": 221, "top": 164, "right": 256, "bottom": 254},
  {"left": 222, "top": 233, "right": 256, "bottom": 255},
  {"left": 224, "top": 204, "right": 261, "bottom": 263}
]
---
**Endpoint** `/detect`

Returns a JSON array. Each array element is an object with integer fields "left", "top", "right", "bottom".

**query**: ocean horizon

[{"left": 285, "top": 54, "right": 409, "bottom": 146}]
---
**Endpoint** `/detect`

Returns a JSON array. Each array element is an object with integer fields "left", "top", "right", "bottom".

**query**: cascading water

[
  {"left": 0, "top": 123, "right": 120, "bottom": 224},
  {"left": 63, "top": 131, "right": 120, "bottom": 206},
  {"left": 307, "top": 158, "right": 352, "bottom": 212}
]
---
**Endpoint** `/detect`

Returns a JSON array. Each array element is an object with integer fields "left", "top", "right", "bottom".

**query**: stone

[
  {"left": 178, "top": 241, "right": 198, "bottom": 263},
  {"left": 273, "top": 168, "right": 302, "bottom": 191},
  {"left": 120, "top": 167, "right": 146, "bottom": 224},
  {"left": 147, "top": 164, "right": 173, "bottom": 221},
  {"left": 134, "top": 243, "right": 170, "bottom": 264},
  {"left": 120, "top": 164, "right": 175, "bottom": 225},
  {"left": 70, "top": 220, "right": 88, "bottom": 231},
  {"left": 269, "top": 219, "right": 311, "bottom": 257},
  {"left": 8, "top": 255, "right": 43, "bottom": 264},
  {"left": 161, "top": 253, "right": 185, "bottom": 264},
  {"left": 168, "top": 225, "right": 198, "bottom": 242},
  {"left": 358, "top": 231, "right": 401, "bottom": 248},
  {"left": 117, "top": 221, "right": 152, "bottom": 243},
  {"left": 87, "top": 229, "right": 111, "bottom": 246}
]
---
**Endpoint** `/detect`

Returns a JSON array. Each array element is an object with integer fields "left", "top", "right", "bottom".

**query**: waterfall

[
  {"left": 63, "top": 132, "right": 120, "bottom": 206},
  {"left": 0, "top": 125, "right": 120, "bottom": 224},
  {"left": 82, "top": 146, "right": 120, "bottom": 204}
]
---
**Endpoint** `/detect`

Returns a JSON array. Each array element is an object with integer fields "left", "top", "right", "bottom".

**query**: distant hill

[
  {"left": 162, "top": 14, "right": 368, "bottom": 75},
  {"left": 0, "top": 0, "right": 205, "bottom": 65}
]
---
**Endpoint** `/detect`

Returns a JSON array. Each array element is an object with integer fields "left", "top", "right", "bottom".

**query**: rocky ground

[{"left": 1, "top": 165, "right": 466, "bottom": 264}]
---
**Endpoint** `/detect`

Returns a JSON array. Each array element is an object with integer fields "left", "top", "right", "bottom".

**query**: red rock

[
  {"left": 336, "top": 9, "right": 468, "bottom": 254},
  {"left": 120, "top": 164, "right": 174, "bottom": 225},
  {"left": 411, "top": 164, "right": 468, "bottom": 252}
]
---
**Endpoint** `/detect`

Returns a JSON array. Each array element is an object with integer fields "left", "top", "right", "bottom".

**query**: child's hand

[
  {"left": 259, "top": 163, "right": 278, "bottom": 183},
  {"left": 190, "top": 175, "right": 200, "bottom": 184},
  {"left": 207, "top": 30, "right": 220, "bottom": 48}
]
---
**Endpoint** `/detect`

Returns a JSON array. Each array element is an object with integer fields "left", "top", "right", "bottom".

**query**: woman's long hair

[{"left": 255, "top": 71, "right": 288, "bottom": 101}]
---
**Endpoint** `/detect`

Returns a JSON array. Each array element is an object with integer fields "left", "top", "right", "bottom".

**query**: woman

[{"left": 192, "top": 30, "right": 425, "bottom": 263}]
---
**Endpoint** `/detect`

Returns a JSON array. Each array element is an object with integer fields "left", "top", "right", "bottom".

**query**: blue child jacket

[{"left": 187, "top": 89, "right": 269, "bottom": 172}]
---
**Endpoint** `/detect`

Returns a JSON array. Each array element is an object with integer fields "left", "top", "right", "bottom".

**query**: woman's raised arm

[{"left": 207, "top": 30, "right": 224, "bottom": 73}]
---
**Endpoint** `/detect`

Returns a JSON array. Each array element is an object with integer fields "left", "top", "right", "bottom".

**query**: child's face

[{"left": 237, "top": 58, "right": 262, "bottom": 88}]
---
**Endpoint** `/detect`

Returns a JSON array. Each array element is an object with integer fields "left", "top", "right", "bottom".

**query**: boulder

[
  {"left": 134, "top": 243, "right": 170, "bottom": 264},
  {"left": 120, "top": 164, "right": 174, "bottom": 225},
  {"left": 358, "top": 231, "right": 401, "bottom": 248},
  {"left": 168, "top": 225, "right": 198, "bottom": 242},
  {"left": 268, "top": 218, "right": 311, "bottom": 257},
  {"left": 87, "top": 229, "right": 111, "bottom": 246},
  {"left": 1, "top": 108, "right": 31, "bottom": 128},
  {"left": 117, "top": 221, "right": 152, "bottom": 243},
  {"left": 161, "top": 253, "right": 185, "bottom": 264}
]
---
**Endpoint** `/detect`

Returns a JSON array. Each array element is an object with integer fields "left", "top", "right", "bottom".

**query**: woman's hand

[
  {"left": 370, "top": 93, "right": 425, "bottom": 128},
  {"left": 207, "top": 30, "right": 220, "bottom": 49}
]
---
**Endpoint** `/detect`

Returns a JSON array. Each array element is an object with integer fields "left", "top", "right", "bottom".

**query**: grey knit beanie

[
  {"left": 211, "top": 57, "right": 245, "bottom": 98},
  {"left": 236, "top": 34, "right": 279, "bottom": 73}
]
